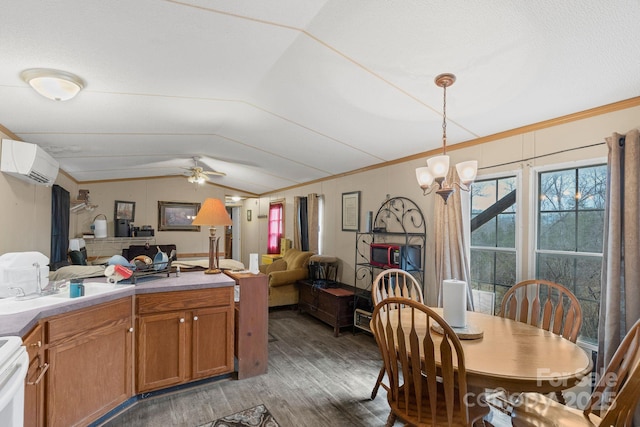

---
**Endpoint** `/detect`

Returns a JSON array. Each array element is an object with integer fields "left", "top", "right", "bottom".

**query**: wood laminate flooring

[{"left": 101, "top": 309, "right": 509, "bottom": 427}]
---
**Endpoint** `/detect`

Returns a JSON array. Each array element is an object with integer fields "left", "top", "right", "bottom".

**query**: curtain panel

[
  {"left": 434, "top": 168, "right": 474, "bottom": 310},
  {"left": 598, "top": 129, "right": 640, "bottom": 369}
]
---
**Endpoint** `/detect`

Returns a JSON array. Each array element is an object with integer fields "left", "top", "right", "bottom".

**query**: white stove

[{"left": 0, "top": 336, "right": 28, "bottom": 426}]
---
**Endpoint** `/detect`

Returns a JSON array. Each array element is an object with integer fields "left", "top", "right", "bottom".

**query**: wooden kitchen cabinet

[
  {"left": 136, "top": 310, "right": 187, "bottom": 391},
  {"left": 45, "top": 297, "right": 134, "bottom": 427},
  {"left": 136, "top": 287, "right": 234, "bottom": 393},
  {"left": 23, "top": 323, "right": 47, "bottom": 427}
]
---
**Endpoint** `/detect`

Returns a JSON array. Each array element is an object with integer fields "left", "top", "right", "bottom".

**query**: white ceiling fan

[{"left": 183, "top": 156, "right": 226, "bottom": 184}]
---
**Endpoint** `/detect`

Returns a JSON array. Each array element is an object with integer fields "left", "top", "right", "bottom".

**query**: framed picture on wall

[
  {"left": 114, "top": 200, "right": 135, "bottom": 221},
  {"left": 158, "top": 201, "right": 201, "bottom": 231},
  {"left": 341, "top": 191, "right": 360, "bottom": 231}
]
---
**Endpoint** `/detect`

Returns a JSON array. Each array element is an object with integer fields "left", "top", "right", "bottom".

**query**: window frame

[
  {"left": 531, "top": 157, "right": 607, "bottom": 347},
  {"left": 267, "top": 200, "right": 284, "bottom": 254},
  {"left": 469, "top": 170, "right": 522, "bottom": 314}
]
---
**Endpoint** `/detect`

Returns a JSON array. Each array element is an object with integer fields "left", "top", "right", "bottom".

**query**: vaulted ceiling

[{"left": 1, "top": 1, "right": 639, "bottom": 195}]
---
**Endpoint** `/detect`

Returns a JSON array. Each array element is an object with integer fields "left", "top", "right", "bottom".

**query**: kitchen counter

[{"left": 0, "top": 271, "right": 234, "bottom": 337}]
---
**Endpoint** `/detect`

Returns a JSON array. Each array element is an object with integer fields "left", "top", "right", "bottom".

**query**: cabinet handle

[
  {"left": 180, "top": 318, "right": 185, "bottom": 323},
  {"left": 129, "top": 327, "right": 134, "bottom": 333},
  {"left": 193, "top": 316, "right": 199, "bottom": 321},
  {"left": 29, "top": 340, "right": 42, "bottom": 348},
  {"left": 27, "top": 362, "right": 49, "bottom": 386}
]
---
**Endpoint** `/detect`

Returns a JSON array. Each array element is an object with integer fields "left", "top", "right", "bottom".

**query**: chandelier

[{"left": 415, "top": 73, "right": 477, "bottom": 203}]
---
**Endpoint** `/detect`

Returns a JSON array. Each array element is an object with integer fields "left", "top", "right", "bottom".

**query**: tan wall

[
  {"left": 243, "top": 104, "right": 639, "bottom": 304},
  {"left": 73, "top": 178, "right": 231, "bottom": 258},
  {"left": 2, "top": 104, "right": 639, "bottom": 304}
]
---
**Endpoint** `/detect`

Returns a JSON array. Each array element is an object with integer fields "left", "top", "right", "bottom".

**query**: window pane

[
  {"left": 471, "top": 249, "right": 495, "bottom": 285},
  {"left": 471, "top": 180, "right": 497, "bottom": 218},
  {"left": 498, "top": 178, "right": 517, "bottom": 213},
  {"left": 575, "top": 256, "right": 602, "bottom": 301},
  {"left": 578, "top": 165, "right": 607, "bottom": 210},
  {"left": 579, "top": 300, "right": 599, "bottom": 344},
  {"left": 537, "top": 253, "right": 574, "bottom": 288},
  {"left": 539, "top": 169, "right": 576, "bottom": 211},
  {"left": 495, "top": 252, "right": 516, "bottom": 286},
  {"left": 472, "top": 218, "right": 496, "bottom": 247},
  {"left": 577, "top": 211, "right": 604, "bottom": 252},
  {"left": 496, "top": 213, "right": 516, "bottom": 248},
  {"left": 539, "top": 212, "right": 576, "bottom": 251}
]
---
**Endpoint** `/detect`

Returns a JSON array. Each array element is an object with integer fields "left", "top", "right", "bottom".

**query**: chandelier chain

[{"left": 442, "top": 83, "right": 448, "bottom": 155}]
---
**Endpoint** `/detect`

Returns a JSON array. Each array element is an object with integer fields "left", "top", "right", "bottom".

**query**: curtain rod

[{"left": 479, "top": 141, "right": 607, "bottom": 171}]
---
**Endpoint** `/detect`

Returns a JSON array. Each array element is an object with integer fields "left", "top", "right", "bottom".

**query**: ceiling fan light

[
  {"left": 21, "top": 68, "right": 84, "bottom": 101},
  {"left": 427, "top": 155, "right": 449, "bottom": 179},
  {"left": 456, "top": 160, "right": 478, "bottom": 185},
  {"left": 187, "top": 175, "right": 205, "bottom": 184}
]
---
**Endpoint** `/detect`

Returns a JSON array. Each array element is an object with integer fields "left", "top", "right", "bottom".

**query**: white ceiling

[{"left": 1, "top": 0, "right": 639, "bottom": 195}]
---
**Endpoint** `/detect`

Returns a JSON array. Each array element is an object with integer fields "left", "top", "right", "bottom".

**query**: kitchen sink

[
  {"left": 0, "top": 283, "right": 134, "bottom": 314},
  {"left": 49, "top": 282, "right": 130, "bottom": 298}
]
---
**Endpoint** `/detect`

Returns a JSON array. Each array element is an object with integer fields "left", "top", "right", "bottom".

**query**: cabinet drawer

[
  {"left": 47, "top": 298, "right": 133, "bottom": 345},
  {"left": 136, "top": 287, "right": 233, "bottom": 315}
]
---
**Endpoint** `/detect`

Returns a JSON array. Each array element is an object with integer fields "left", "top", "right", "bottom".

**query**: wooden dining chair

[
  {"left": 498, "top": 279, "right": 583, "bottom": 404},
  {"left": 510, "top": 318, "right": 640, "bottom": 427},
  {"left": 499, "top": 279, "right": 582, "bottom": 343},
  {"left": 370, "top": 268, "right": 424, "bottom": 399},
  {"left": 371, "top": 298, "right": 489, "bottom": 426}
]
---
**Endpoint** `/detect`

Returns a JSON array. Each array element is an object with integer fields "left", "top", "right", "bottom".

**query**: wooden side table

[{"left": 297, "top": 280, "right": 355, "bottom": 337}]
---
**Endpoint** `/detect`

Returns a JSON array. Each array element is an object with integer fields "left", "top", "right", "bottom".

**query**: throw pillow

[{"left": 68, "top": 250, "right": 87, "bottom": 266}]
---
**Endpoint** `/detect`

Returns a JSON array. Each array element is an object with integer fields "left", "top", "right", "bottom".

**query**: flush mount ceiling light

[
  {"left": 20, "top": 68, "right": 85, "bottom": 101},
  {"left": 415, "top": 73, "right": 477, "bottom": 204}
]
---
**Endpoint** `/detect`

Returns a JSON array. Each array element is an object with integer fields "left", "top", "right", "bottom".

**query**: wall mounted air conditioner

[{"left": 0, "top": 139, "right": 59, "bottom": 186}]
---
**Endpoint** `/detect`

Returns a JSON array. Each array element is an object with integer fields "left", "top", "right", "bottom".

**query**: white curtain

[
  {"left": 434, "top": 168, "right": 474, "bottom": 310},
  {"left": 307, "top": 193, "right": 319, "bottom": 254},
  {"left": 598, "top": 128, "right": 640, "bottom": 368}
]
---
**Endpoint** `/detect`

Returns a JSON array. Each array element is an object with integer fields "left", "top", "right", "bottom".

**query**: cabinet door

[
  {"left": 191, "top": 306, "right": 234, "bottom": 379},
  {"left": 47, "top": 323, "right": 132, "bottom": 427},
  {"left": 23, "top": 324, "right": 46, "bottom": 427},
  {"left": 137, "top": 310, "right": 187, "bottom": 392}
]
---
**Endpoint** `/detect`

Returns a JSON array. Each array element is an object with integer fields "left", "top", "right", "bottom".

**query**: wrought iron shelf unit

[{"left": 352, "top": 196, "right": 426, "bottom": 333}]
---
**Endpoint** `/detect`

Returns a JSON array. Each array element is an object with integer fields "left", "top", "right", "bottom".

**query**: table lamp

[{"left": 191, "top": 198, "right": 233, "bottom": 274}]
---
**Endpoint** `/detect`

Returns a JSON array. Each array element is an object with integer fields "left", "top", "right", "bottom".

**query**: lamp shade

[
  {"left": 427, "top": 155, "right": 450, "bottom": 178},
  {"left": 456, "top": 160, "right": 478, "bottom": 185},
  {"left": 415, "top": 166, "right": 434, "bottom": 189},
  {"left": 191, "top": 198, "right": 232, "bottom": 226}
]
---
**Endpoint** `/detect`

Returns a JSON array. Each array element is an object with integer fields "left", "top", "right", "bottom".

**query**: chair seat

[
  {"left": 511, "top": 393, "right": 601, "bottom": 427},
  {"left": 388, "top": 378, "right": 489, "bottom": 426}
]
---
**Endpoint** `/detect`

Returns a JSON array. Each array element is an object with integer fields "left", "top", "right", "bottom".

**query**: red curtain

[{"left": 268, "top": 202, "right": 283, "bottom": 254}]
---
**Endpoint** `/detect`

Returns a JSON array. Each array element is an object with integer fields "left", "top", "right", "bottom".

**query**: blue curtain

[{"left": 50, "top": 185, "right": 70, "bottom": 269}]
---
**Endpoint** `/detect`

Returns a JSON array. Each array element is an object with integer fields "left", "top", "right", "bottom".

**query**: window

[
  {"left": 470, "top": 176, "right": 518, "bottom": 314},
  {"left": 267, "top": 201, "right": 283, "bottom": 254},
  {"left": 536, "top": 164, "right": 606, "bottom": 344}
]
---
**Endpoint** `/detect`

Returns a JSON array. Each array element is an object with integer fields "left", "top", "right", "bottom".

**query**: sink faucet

[{"left": 33, "top": 262, "right": 42, "bottom": 295}]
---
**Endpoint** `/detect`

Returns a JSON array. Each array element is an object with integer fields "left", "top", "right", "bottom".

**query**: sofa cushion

[
  {"left": 283, "top": 248, "right": 313, "bottom": 270},
  {"left": 266, "top": 258, "right": 287, "bottom": 274}
]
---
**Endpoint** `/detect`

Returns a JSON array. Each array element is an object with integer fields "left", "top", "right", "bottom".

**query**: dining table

[{"left": 381, "top": 307, "right": 593, "bottom": 394}]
